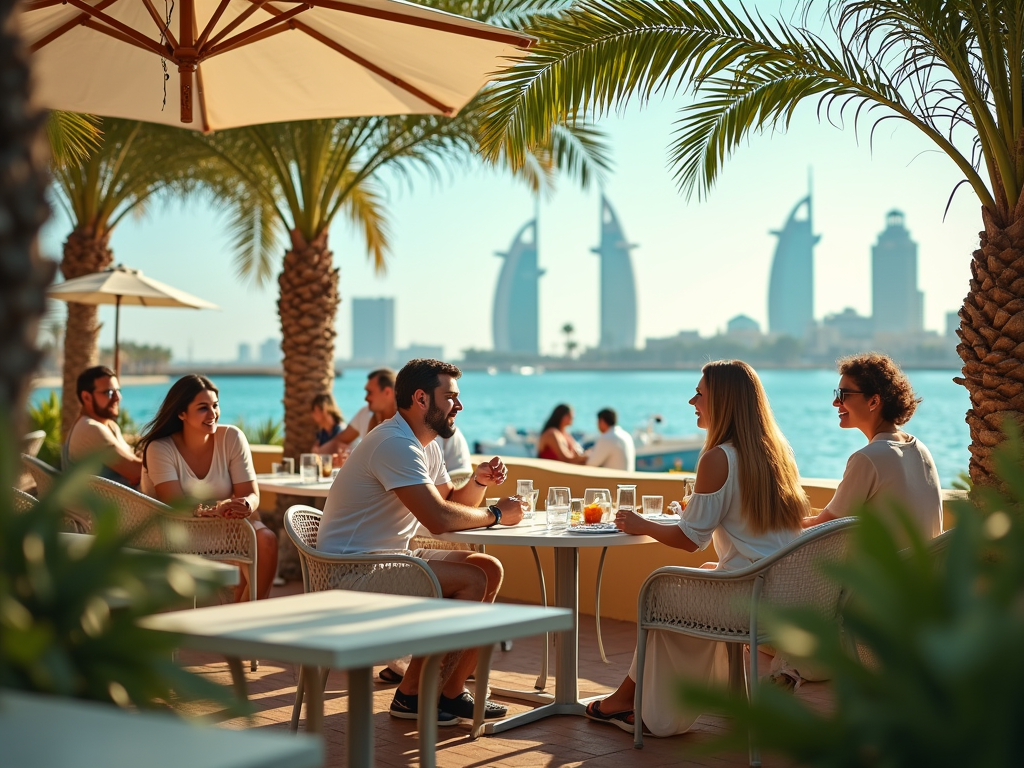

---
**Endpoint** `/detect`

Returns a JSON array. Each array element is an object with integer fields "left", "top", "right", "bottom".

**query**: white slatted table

[{"left": 140, "top": 589, "right": 571, "bottom": 768}]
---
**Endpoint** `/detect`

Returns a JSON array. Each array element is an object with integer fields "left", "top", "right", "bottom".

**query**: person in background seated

[
  {"left": 318, "top": 358, "right": 524, "bottom": 726},
  {"left": 334, "top": 368, "right": 397, "bottom": 445},
  {"left": 587, "top": 360, "right": 807, "bottom": 737},
  {"left": 64, "top": 365, "right": 142, "bottom": 487},
  {"left": 310, "top": 392, "right": 350, "bottom": 462},
  {"left": 803, "top": 353, "right": 942, "bottom": 543},
  {"left": 536, "top": 403, "right": 586, "bottom": 464},
  {"left": 586, "top": 407, "right": 636, "bottom": 471},
  {"left": 138, "top": 374, "right": 278, "bottom": 602},
  {"left": 437, "top": 425, "right": 473, "bottom": 479}
]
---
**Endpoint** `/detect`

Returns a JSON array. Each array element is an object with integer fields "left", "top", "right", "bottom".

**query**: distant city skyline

[{"left": 38, "top": 94, "right": 979, "bottom": 364}]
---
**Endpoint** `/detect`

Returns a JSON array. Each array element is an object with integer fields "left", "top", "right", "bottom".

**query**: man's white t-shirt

[
  {"left": 586, "top": 425, "right": 636, "bottom": 471},
  {"left": 347, "top": 405, "right": 372, "bottom": 439},
  {"left": 318, "top": 412, "right": 450, "bottom": 554}
]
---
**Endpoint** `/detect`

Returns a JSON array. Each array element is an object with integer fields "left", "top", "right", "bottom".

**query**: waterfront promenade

[{"left": 182, "top": 580, "right": 822, "bottom": 767}]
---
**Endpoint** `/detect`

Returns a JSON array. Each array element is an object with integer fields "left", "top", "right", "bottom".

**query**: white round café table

[
  {"left": 255, "top": 473, "right": 333, "bottom": 498},
  {"left": 438, "top": 523, "right": 656, "bottom": 734}
]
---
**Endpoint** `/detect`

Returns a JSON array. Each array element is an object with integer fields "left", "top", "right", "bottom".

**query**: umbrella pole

[{"left": 114, "top": 294, "right": 121, "bottom": 378}]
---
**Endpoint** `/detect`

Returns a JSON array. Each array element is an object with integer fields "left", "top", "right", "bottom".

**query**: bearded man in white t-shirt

[{"left": 319, "top": 358, "right": 524, "bottom": 725}]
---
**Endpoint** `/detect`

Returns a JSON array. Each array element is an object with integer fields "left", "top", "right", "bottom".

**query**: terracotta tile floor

[{"left": 180, "top": 584, "right": 827, "bottom": 767}]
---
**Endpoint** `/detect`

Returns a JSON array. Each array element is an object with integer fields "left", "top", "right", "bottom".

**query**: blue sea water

[{"left": 32, "top": 368, "right": 970, "bottom": 487}]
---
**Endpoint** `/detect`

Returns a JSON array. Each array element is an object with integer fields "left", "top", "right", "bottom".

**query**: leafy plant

[
  {"left": 234, "top": 416, "right": 284, "bottom": 447},
  {"left": 26, "top": 390, "right": 62, "bottom": 469},
  {"left": 1, "top": 429, "right": 240, "bottom": 713},
  {"left": 116, "top": 407, "right": 138, "bottom": 441},
  {"left": 680, "top": 428, "right": 1024, "bottom": 766}
]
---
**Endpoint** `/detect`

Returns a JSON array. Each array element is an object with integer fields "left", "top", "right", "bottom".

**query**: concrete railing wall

[{"left": 251, "top": 445, "right": 966, "bottom": 622}]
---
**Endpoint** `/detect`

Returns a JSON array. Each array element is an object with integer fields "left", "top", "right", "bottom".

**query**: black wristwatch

[{"left": 487, "top": 504, "right": 502, "bottom": 528}]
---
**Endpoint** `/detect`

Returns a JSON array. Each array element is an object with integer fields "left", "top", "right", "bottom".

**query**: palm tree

[
  {"left": 0, "top": 0, "right": 51, "bottom": 426},
  {"left": 480, "top": 0, "right": 1024, "bottom": 486},
  {"left": 52, "top": 118, "right": 209, "bottom": 434}
]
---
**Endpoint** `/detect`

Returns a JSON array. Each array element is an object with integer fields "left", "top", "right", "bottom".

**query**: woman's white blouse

[
  {"left": 141, "top": 425, "right": 257, "bottom": 502},
  {"left": 676, "top": 443, "right": 799, "bottom": 571}
]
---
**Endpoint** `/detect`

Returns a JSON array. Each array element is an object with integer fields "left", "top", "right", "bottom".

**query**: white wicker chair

[
  {"left": 284, "top": 505, "right": 443, "bottom": 730},
  {"left": 21, "top": 430, "right": 46, "bottom": 458},
  {"left": 80, "top": 476, "right": 260, "bottom": 602},
  {"left": 21, "top": 454, "right": 58, "bottom": 497},
  {"left": 12, "top": 487, "right": 37, "bottom": 512},
  {"left": 633, "top": 517, "right": 858, "bottom": 763}
]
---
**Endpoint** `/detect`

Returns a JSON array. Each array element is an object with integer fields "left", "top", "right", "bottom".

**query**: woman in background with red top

[{"left": 536, "top": 403, "right": 587, "bottom": 464}]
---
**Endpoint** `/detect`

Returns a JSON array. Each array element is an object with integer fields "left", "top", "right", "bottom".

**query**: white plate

[
  {"left": 570, "top": 524, "right": 619, "bottom": 534},
  {"left": 644, "top": 514, "right": 681, "bottom": 521}
]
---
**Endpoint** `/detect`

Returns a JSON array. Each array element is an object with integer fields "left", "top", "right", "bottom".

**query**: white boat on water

[{"left": 473, "top": 417, "right": 704, "bottom": 473}]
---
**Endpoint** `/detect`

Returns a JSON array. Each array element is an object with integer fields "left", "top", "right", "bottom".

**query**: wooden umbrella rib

[
  {"left": 200, "top": 0, "right": 270, "bottom": 54},
  {"left": 196, "top": 0, "right": 234, "bottom": 50},
  {"left": 81, "top": 18, "right": 177, "bottom": 60},
  {"left": 306, "top": 0, "right": 534, "bottom": 48},
  {"left": 21, "top": 0, "right": 66, "bottom": 11},
  {"left": 29, "top": 0, "right": 122, "bottom": 52},
  {"left": 206, "top": 21, "right": 294, "bottom": 57},
  {"left": 195, "top": 62, "right": 211, "bottom": 132},
  {"left": 205, "top": 4, "right": 309, "bottom": 57},
  {"left": 61, "top": 0, "right": 171, "bottom": 57},
  {"left": 140, "top": 0, "right": 179, "bottom": 49}
]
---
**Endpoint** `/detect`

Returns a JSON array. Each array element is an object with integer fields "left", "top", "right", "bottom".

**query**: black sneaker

[
  {"left": 438, "top": 691, "right": 508, "bottom": 723},
  {"left": 389, "top": 689, "right": 460, "bottom": 726}
]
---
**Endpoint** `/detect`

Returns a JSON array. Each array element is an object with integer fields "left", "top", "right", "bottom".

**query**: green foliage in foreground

[
  {"left": 27, "top": 391, "right": 61, "bottom": 469},
  {"left": 234, "top": 416, "right": 284, "bottom": 447},
  {"left": 0, "top": 432, "right": 240, "bottom": 714},
  {"left": 681, "top": 430, "right": 1024, "bottom": 766}
]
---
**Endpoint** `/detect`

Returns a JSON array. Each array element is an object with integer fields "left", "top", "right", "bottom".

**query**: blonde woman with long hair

[{"left": 586, "top": 360, "right": 808, "bottom": 737}]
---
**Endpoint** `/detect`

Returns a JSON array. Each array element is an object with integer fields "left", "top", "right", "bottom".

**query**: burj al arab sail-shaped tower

[
  {"left": 592, "top": 196, "right": 638, "bottom": 349},
  {"left": 768, "top": 188, "right": 820, "bottom": 339},
  {"left": 493, "top": 217, "right": 544, "bottom": 355}
]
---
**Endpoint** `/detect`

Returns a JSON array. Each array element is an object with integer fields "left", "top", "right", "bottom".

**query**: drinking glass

[
  {"left": 300, "top": 453, "right": 320, "bottom": 484},
  {"left": 546, "top": 486, "right": 570, "bottom": 532},
  {"left": 583, "top": 488, "right": 611, "bottom": 524},
  {"left": 528, "top": 489, "right": 540, "bottom": 524},
  {"left": 281, "top": 457, "right": 295, "bottom": 475},
  {"left": 616, "top": 484, "right": 637, "bottom": 515},
  {"left": 569, "top": 498, "right": 584, "bottom": 525},
  {"left": 517, "top": 479, "right": 535, "bottom": 520},
  {"left": 271, "top": 462, "right": 283, "bottom": 474},
  {"left": 319, "top": 454, "right": 333, "bottom": 478},
  {"left": 642, "top": 495, "right": 664, "bottom": 517},
  {"left": 679, "top": 477, "right": 695, "bottom": 512}
]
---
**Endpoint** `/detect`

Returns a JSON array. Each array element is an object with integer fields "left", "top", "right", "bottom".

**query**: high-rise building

[
  {"left": 237, "top": 342, "right": 252, "bottom": 363},
  {"left": 352, "top": 297, "right": 395, "bottom": 363},
  {"left": 493, "top": 218, "right": 543, "bottom": 355},
  {"left": 768, "top": 190, "right": 820, "bottom": 339},
  {"left": 258, "top": 338, "right": 280, "bottom": 364},
  {"left": 872, "top": 210, "right": 923, "bottom": 335},
  {"left": 592, "top": 196, "right": 638, "bottom": 350}
]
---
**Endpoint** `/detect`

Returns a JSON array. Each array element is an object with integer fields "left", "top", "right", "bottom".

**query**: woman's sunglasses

[{"left": 833, "top": 388, "right": 865, "bottom": 403}]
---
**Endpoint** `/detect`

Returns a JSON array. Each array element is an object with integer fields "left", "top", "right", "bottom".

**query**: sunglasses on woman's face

[{"left": 833, "top": 388, "right": 865, "bottom": 403}]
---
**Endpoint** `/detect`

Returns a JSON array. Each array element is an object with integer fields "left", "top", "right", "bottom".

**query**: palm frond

[
  {"left": 47, "top": 111, "right": 101, "bottom": 168},
  {"left": 341, "top": 176, "right": 391, "bottom": 275},
  {"left": 479, "top": 0, "right": 997, "bottom": 210}
]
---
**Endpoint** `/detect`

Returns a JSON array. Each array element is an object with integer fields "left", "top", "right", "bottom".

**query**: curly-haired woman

[{"left": 803, "top": 353, "right": 942, "bottom": 541}]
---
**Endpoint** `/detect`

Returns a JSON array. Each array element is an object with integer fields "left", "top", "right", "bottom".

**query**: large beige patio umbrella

[
  {"left": 48, "top": 264, "right": 218, "bottom": 375},
  {"left": 15, "top": 0, "right": 534, "bottom": 131}
]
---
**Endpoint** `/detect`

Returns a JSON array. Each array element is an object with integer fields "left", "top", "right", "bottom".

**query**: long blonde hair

[{"left": 701, "top": 360, "right": 807, "bottom": 535}]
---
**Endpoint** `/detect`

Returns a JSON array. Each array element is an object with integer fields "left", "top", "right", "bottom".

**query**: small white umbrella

[
  {"left": 48, "top": 264, "right": 218, "bottom": 375},
  {"left": 16, "top": 0, "right": 534, "bottom": 131}
]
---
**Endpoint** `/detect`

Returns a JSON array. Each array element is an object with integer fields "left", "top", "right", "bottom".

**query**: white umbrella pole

[{"left": 114, "top": 295, "right": 121, "bottom": 378}]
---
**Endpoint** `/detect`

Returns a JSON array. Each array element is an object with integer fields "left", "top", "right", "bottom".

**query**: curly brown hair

[{"left": 837, "top": 353, "right": 921, "bottom": 425}]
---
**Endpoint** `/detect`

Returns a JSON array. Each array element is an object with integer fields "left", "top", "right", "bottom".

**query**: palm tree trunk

[
  {"left": 275, "top": 228, "right": 339, "bottom": 578},
  {"left": 954, "top": 207, "right": 1024, "bottom": 486},
  {"left": 59, "top": 227, "right": 113, "bottom": 436},
  {"left": 0, "top": 0, "right": 52, "bottom": 430}
]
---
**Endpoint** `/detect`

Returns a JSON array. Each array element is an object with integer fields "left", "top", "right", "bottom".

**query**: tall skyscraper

[
  {"left": 492, "top": 218, "right": 543, "bottom": 355},
  {"left": 592, "top": 196, "right": 638, "bottom": 350},
  {"left": 872, "top": 210, "right": 923, "bottom": 335},
  {"left": 352, "top": 297, "right": 395, "bottom": 363},
  {"left": 768, "top": 189, "right": 820, "bottom": 339}
]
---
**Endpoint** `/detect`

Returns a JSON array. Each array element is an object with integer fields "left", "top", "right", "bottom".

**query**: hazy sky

[{"left": 40, "top": 81, "right": 983, "bottom": 362}]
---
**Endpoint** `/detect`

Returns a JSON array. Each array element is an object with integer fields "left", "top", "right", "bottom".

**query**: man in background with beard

[
  {"left": 317, "top": 358, "right": 523, "bottom": 725},
  {"left": 64, "top": 365, "right": 142, "bottom": 487}
]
